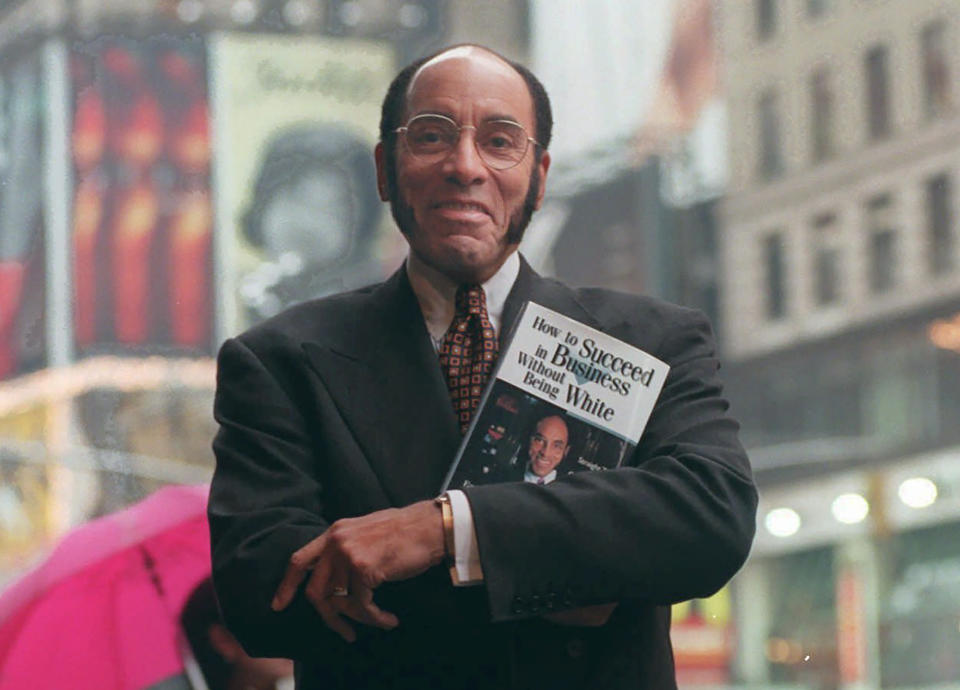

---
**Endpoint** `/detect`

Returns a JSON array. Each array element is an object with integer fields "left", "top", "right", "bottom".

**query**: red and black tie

[{"left": 438, "top": 285, "right": 499, "bottom": 434}]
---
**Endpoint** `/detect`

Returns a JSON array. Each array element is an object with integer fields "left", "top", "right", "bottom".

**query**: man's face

[
  {"left": 527, "top": 416, "right": 569, "bottom": 477},
  {"left": 375, "top": 47, "right": 551, "bottom": 284}
]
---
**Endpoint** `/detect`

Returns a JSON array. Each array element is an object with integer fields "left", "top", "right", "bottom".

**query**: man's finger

[
  {"left": 317, "top": 600, "right": 357, "bottom": 643},
  {"left": 272, "top": 534, "right": 327, "bottom": 610},
  {"left": 304, "top": 554, "right": 336, "bottom": 611},
  {"left": 303, "top": 561, "right": 364, "bottom": 643},
  {"left": 341, "top": 584, "right": 399, "bottom": 630}
]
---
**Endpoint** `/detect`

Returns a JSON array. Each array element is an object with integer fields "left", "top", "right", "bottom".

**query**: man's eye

[
  {"left": 412, "top": 129, "right": 444, "bottom": 144},
  {"left": 482, "top": 134, "right": 518, "bottom": 151},
  {"left": 481, "top": 125, "right": 523, "bottom": 152}
]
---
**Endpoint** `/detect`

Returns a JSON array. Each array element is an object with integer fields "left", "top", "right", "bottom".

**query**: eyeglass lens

[{"left": 403, "top": 115, "right": 529, "bottom": 169}]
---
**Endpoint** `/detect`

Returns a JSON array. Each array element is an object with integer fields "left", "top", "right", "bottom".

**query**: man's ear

[
  {"left": 374, "top": 142, "right": 389, "bottom": 201},
  {"left": 534, "top": 150, "right": 551, "bottom": 210}
]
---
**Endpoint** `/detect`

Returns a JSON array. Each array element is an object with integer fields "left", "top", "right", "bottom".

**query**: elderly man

[{"left": 209, "top": 44, "right": 756, "bottom": 690}]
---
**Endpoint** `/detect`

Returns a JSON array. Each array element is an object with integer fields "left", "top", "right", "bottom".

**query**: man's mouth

[{"left": 432, "top": 200, "right": 491, "bottom": 221}]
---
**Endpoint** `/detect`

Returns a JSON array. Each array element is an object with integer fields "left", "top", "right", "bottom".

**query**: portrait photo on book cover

[{"left": 447, "top": 379, "right": 636, "bottom": 489}]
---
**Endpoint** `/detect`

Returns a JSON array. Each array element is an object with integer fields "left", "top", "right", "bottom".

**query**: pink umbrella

[{"left": 0, "top": 484, "right": 210, "bottom": 690}]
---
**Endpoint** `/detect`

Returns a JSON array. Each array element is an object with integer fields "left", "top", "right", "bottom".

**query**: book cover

[{"left": 441, "top": 301, "right": 670, "bottom": 490}]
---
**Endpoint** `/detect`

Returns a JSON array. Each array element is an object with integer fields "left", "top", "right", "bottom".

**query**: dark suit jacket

[{"left": 208, "top": 257, "right": 757, "bottom": 690}]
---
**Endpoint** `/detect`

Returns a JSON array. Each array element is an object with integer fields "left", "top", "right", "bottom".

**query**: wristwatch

[{"left": 434, "top": 493, "right": 455, "bottom": 565}]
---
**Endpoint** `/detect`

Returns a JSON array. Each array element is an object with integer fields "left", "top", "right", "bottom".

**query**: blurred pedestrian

[{"left": 180, "top": 578, "right": 293, "bottom": 690}]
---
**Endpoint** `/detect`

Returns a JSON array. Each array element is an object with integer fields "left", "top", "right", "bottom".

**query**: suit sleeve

[
  {"left": 208, "top": 336, "right": 341, "bottom": 659},
  {"left": 463, "top": 308, "right": 758, "bottom": 622}
]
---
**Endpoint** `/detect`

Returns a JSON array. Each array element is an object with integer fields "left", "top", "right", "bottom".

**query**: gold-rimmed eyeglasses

[{"left": 394, "top": 113, "right": 540, "bottom": 170}]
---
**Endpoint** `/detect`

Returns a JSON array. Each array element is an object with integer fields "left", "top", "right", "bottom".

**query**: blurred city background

[{"left": 0, "top": 0, "right": 957, "bottom": 687}]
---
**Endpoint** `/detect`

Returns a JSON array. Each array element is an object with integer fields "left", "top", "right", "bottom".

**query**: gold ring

[{"left": 331, "top": 586, "right": 349, "bottom": 598}]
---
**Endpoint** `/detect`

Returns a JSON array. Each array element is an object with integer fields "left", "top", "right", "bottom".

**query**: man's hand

[{"left": 270, "top": 500, "right": 446, "bottom": 642}]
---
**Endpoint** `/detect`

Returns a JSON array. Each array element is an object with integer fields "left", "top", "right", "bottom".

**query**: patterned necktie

[{"left": 438, "top": 285, "right": 499, "bottom": 434}]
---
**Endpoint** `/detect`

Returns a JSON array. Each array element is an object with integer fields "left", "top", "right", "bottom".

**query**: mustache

[{"left": 384, "top": 162, "right": 541, "bottom": 244}]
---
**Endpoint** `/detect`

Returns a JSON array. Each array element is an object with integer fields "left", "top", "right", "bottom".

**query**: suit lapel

[
  {"left": 501, "top": 256, "right": 604, "bottom": 342},
  {"left": 302, "top": 268, "right": 461, "bottom": 506},
  {"left": 302, "top": 257, "right": 606, "bottom": 507}
]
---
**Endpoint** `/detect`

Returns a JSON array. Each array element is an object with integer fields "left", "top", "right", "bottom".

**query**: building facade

[{"left": 718, "top": 0, "right": 960, "bottom": 687}]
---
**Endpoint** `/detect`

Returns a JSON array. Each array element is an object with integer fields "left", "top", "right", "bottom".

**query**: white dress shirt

[
  {"left": 523, "top": 466, "right": 557, "bottom": 485},
  {"left": 406, "top": 250, "right": 521, "bottom": 585}
]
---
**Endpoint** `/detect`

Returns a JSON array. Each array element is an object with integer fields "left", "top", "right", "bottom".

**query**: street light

[
  {"left": 765, "top": 507, "right": 801, "bottom": 537},
  {"left": 231, "top": 0, "right": 258, "bottom": 25},
  {"left": 831, "top": 492, "right": 869, "bottom": 524},
  {"left": 176, "top": 0, "right": 203, "bottom": 23},
  {"left": 898, "top": 476, "right": 937, "bottom": 509}
]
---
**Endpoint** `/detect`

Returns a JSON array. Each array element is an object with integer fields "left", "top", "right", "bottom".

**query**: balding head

[{"left": 379, "top": 43, "right": 553, "bottom": 156}]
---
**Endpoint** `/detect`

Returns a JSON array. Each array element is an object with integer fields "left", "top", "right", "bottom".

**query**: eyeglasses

[{"left": 394, "top": 113, "right": 540, "bottom": 170}]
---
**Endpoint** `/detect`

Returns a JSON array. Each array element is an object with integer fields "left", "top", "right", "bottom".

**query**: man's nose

[{"left": 442, "top": 128, "right": 488, "bottom": 185}]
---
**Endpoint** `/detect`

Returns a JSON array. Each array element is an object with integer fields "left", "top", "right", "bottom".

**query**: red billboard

[{"left": 70, "top": 36, "right": 212, "bottom": 355}]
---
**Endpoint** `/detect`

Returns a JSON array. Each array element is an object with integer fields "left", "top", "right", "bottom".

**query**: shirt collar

[
  {"left": 406, "top": 251, "right": 520, "bottom": 345},
  {"left": 524, "top": 465, "right": 557, "bottom": 484}
]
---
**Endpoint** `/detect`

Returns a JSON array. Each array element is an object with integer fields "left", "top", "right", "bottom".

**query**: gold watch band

[{"left": 434, "top": 493, "right": 455, "bottom": 564}]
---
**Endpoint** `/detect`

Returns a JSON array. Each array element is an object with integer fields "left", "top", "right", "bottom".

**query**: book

[{"left": 441, "top": 301, "right": 670, "bottom": 490}]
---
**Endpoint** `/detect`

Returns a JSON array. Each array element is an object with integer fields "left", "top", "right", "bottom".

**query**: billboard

[
  {"left": 70, "top": 36, "right": 213, "bottom": 355},
  {"left": 0, "top": 49, "right": 46, "bottom": 380},
  {"left": 210, "top": 33, "right": 400, "bottom": 332}
]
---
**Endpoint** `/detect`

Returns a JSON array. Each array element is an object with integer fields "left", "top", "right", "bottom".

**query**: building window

[
  {"left": 921, "top": 21, "right": 952, "bottom": 119},
  {"left": 757, "top": 0, "right": 777, "bottom": 41},
  {"left": 806, "top": 0, "right": 830, "bottom": 18},
  {"left": 763, "top": 232, "right": 787, "bottom": 319},
  {"left": 812, "top": 212, "right": 841, "bottom": 306},
  {"left": 867, "top": 194, "right": 896, "bottom": 293},
  {"left": 766, "top": 548, "right": 839, "bottom": 687},
  {"left": 810, "top": 68, "right": 834, "bottom": 161},
  {"left": 758, "top": 89, "right": 783, "bottom": 180},
  {"left": 866, "top": 45, "right": 890, "bottom": 139},
  {"left": 926, "top": 173, "right": 954, "bottom": 275},
  {"left": 881, "top": 522, "right": 960, "bottom": 687}
]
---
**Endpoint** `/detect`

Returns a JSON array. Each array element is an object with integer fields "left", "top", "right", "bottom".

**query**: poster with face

[
  {"left": 70, "top": 35, "right": 213, "bottom": 355},
  {"left": 210, "top": 34, "right": 401, "bottom": 332},
  {"left": 0, "top": 50, "right": 46, "bottom": 381}
]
